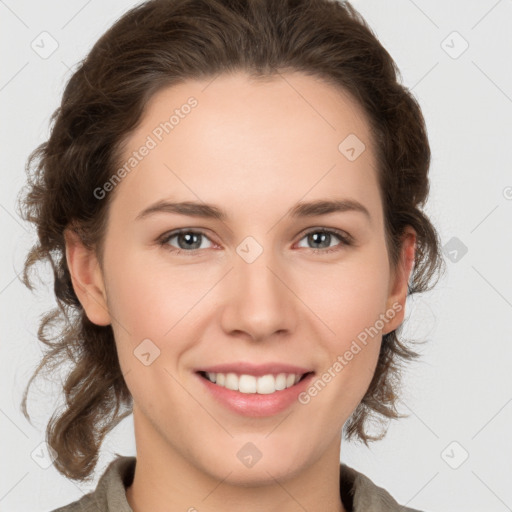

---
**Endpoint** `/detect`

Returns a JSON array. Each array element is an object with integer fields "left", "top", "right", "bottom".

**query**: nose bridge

[
  {"left": 221, "top": 236, "right": 296, "bottom": 340},
  {"left": 238, "top": 245, "right": 280, "bottom": 297}
]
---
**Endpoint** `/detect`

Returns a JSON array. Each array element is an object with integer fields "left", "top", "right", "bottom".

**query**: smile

[{"left": 198, "top": 371, "right": 312, "bottom": 395}]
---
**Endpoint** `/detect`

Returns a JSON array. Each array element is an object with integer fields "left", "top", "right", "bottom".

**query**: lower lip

[{"left": 195, "top": 372, "right": 315, "bottom": 417}]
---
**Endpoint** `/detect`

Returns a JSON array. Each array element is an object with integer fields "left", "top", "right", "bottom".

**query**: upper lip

[{"left": 195, "top": 362, "right": 314, "bottom": 377}]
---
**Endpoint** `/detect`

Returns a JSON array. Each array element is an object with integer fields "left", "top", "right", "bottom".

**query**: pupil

[
  {"left": 310, "top": 232, "right": 329, "bottom": 248},
  {"left": 180, "top": 232, "right": 201, "bottom": 249}
]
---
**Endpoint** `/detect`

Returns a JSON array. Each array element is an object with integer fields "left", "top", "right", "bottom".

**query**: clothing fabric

[{"left": 50, "top": 456, "right": 424, "bottom": 512}]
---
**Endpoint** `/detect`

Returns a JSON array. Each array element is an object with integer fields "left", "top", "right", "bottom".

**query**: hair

[{"left": 17, "top": 0, "right": 445, "bottom": 481}]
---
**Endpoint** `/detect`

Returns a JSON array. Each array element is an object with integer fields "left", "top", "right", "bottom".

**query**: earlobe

[
  {"left": 64, "top": 228, "right": 111, "bottom": 326},
  {"left": 383, "top": 227, "right": 416, "bottom": 335}
]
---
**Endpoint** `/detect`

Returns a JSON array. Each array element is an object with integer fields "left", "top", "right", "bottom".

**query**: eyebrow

[{"left": 135, "top": 198, "right": 371, "bottom": 222}]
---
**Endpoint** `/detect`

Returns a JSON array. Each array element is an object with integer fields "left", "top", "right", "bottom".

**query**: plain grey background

[{"left": 1, "top": 1, "right": 511, "bottom": 511}]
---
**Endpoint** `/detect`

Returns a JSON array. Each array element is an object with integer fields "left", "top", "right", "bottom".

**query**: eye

[
  {"left": 158, "top": 229, "right": 214, "bottom": 256},
  {"left": 158, "top": 227, "right": 353, "bottom": 257},
  {"left": 296, "top": 228, "right": 353, "bottom": 254}
]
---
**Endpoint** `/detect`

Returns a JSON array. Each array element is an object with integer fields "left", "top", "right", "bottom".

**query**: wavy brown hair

[{"left": 17, "top": 0, "right": 445, "bottom": 481}]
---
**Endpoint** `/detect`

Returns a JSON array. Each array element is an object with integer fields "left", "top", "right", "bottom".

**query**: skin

[{"left": 65, "top": 71, "right": 416, "bottom": 512}]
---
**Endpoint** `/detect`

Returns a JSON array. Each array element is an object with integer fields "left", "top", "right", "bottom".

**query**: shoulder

[
  {"left": 49, "top": 491, "right": 100, "bottom": 512},
  {"left": 48, "top": 456, "right": 136, "bottom": 512},
  {"left": 340, "top": 462, "right": 426, "bottom": 512}
]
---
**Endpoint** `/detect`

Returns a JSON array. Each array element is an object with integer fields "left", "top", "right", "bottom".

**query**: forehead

[{"left": 109, "top": 71, "right": 382, "bottom": 227}]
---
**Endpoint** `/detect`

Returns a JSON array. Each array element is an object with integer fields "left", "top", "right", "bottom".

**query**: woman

[{"left": 18, "top": 0, "right": 444, "bottom": 510}]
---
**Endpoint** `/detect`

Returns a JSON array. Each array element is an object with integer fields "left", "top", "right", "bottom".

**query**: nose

[{"left": 219, "top": 246, "right": 298, "bottom": 343}]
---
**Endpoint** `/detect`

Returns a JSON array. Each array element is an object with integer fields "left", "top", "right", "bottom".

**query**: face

[{"left": 66, "top": 71, "right": 415, "bottom": 486}]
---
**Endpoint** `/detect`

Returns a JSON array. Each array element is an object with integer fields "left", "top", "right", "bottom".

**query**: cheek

[
  {"left": 295, "top": 250, "right": 390, "bottom": 341},
  {"left": 295, "top": 247, "right": 389, "bottom": 400},
  {"left": 103, "top": 250, "right": 220, "bottom": 381},
  {"left": 103, "top": 255, "right": 195, "bottom": 404},
  {"left": 105, "top": 251, "right": 201, "bottom": 334}
]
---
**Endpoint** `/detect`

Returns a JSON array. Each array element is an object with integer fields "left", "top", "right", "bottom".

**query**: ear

[
  {"left": 383, "top": 226, "right": 416, "bottom": 335},
  {"left": 64, "top": 228, "right": 111, "bottom": 326}
]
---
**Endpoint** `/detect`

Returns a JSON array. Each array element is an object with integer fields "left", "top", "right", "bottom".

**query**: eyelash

[{"left": 157, "top": 227, "right": 353, "bottom": 257}]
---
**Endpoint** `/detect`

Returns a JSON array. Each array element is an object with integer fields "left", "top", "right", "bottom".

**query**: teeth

[{"left": 203, "top": 372, "right": 304, "bottom": 394}]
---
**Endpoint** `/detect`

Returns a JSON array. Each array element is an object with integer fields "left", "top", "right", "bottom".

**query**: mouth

[{"left": 196, "top": 370, "right": 315, "bottom": 395}]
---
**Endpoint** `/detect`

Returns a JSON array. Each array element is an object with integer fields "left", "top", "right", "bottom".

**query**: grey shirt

[{"left": 51, "top": 456, "right": 424, "bottom": 512}]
